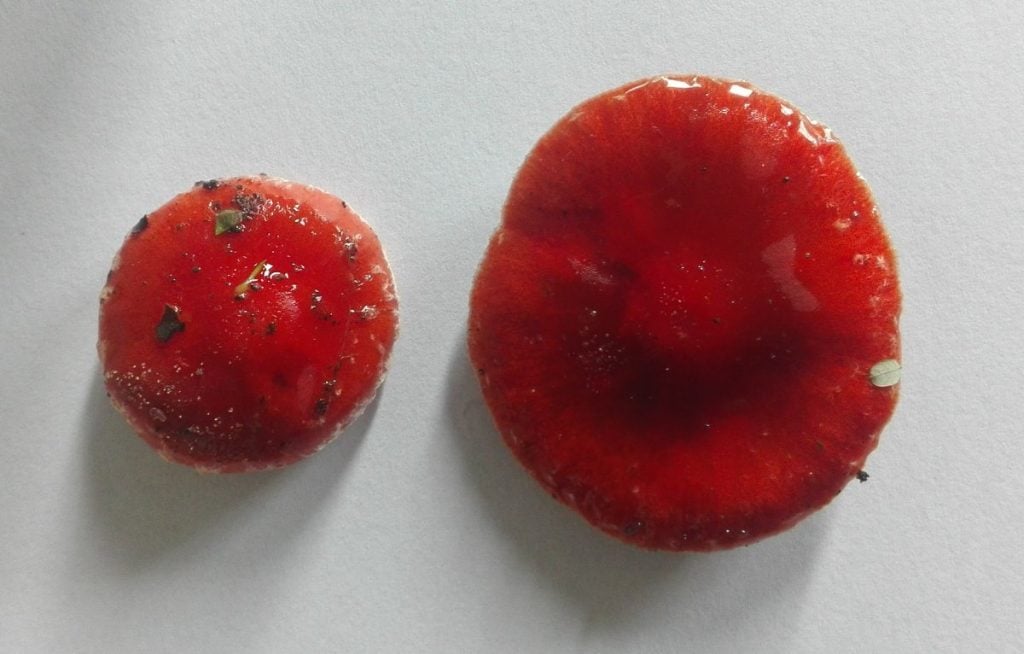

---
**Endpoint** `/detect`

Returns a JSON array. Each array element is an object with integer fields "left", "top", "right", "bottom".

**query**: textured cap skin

[
  {"left": 99, "top": 176, "right": 398, "bottom": 472},
  {"left": 469, "top": 75, "right": 900, "bottom": 551}
]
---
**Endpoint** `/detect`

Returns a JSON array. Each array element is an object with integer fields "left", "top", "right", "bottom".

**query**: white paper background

[{"left": 2, "top": 1, "right": 1022, "bottom": 652}]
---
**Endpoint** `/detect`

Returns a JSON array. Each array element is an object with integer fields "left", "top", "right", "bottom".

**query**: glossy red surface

[
  {"left": 469, "top": 76, "right": 901, "bottom": 550},
  {"left": 99, "top": 176, "right": 397, "bottom": 472}
]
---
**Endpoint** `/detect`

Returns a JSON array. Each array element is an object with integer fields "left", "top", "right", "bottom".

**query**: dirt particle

[{"left": 131, "top": 215, "right": 149, "bottom": 235}]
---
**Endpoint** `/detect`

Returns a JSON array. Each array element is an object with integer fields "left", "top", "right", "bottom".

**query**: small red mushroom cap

[{"left": 99, "top": 176, "right": 398, "bottom": 472}]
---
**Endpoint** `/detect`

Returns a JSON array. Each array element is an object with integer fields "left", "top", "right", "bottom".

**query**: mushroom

[
  {"left": 99, "top": 176, "right": 398, "bottom": 472},
  {"left": 468, "top": 76, "right": 901, "bottom": 550}
]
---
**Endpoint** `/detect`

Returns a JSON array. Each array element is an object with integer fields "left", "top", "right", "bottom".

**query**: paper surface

[{"left": 2, "top": 1, "right": 1022, "bottom": 651}]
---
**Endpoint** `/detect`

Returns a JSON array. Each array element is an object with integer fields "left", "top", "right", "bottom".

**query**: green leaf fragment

[
  {"left": 869, "top": 359, "right": 901, "bottom": 388},
  {"left": 235, "top": 260, "right": 268, "bottom": 297},
  {"left": 215, "top": 209, "right": 244, "bottom": 236}
]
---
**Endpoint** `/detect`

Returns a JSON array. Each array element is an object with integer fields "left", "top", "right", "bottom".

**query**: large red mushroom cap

[
  {"left": 468, "top": 75, "right": 900, "bottom": 551},
  {"left": 99, "top": 176, "right": 398, "bottom": 472}
]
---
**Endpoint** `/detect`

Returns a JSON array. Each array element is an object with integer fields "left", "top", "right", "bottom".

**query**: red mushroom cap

[
  {"left": 469, "top": 76, "right": 900, "bottom": 550},
  {"left": 99, "top": 176, "right": 398, "bottom": 472}
]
